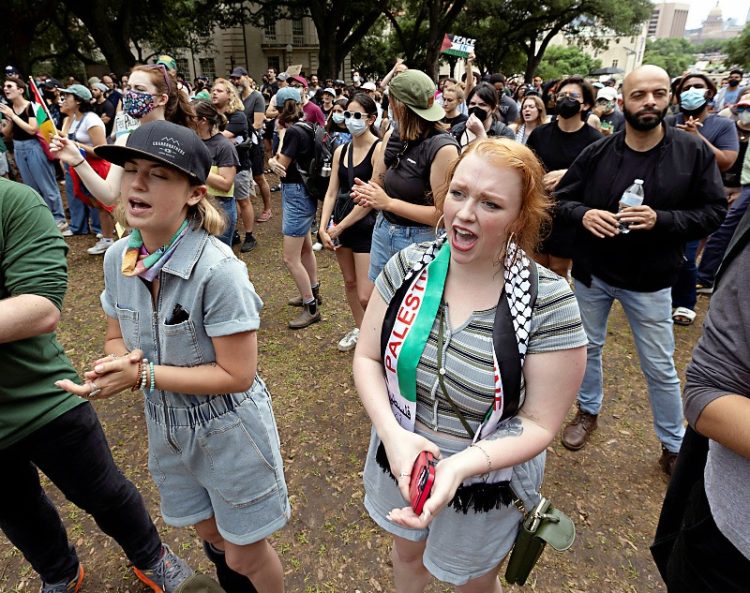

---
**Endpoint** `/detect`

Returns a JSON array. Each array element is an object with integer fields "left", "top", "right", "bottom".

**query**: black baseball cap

[
  {"left": 230, "top": 67, "right": 248, "bottom": 78},
  {"left": 95, "top": 121, "right": 211, "bottom": 184}
]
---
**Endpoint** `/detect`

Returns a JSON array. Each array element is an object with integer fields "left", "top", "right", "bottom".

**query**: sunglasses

[
  {"left": 145, "top": 64, "right": 172, "bottom": 92},
  {"left": 344, "top": 111, "right": 366, "bottom": 120},
  {"left": 682, "top": 84, "right": 707, "bottom": 91}
]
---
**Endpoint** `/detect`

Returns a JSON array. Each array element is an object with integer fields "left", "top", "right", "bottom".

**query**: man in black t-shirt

[
  {"left": 91, "top": 82, "right": 115, "bottom": 137},
  {"left": 554, "top": 65, "right": 726, "bottom": 474}
]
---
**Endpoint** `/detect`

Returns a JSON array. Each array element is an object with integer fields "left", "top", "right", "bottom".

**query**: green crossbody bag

[{"left": 505, "top": 495, "right": 576, "bottom": 585}]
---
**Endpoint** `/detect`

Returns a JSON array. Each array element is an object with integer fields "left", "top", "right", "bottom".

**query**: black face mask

[
  {"left": 556, "top": 98, "right": 581, "bottom": 119},
  {"left": 729, "top": 79, "right": 740, "bottom": 87},
  {"left": 468, "top": 105, "right": 489, "bottom": 121}
]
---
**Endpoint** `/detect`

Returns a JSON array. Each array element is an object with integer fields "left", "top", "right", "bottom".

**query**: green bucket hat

[{"left": 388, "top": 69, "right": 444, "bottom": 122}]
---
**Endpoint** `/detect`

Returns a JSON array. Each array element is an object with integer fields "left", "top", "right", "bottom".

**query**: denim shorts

[
  {"left": 234, "top": 170, "right": 254, "bottom": 200},
  {"left": 362, "top": 428, "right": 544, "bottom": 586},
  {"left": 144, "top": 377, "right": 290, "bottom": 545},
  {"left": 368, "top": 212, "right": 436, "bottom": 281},
  {"left": 281, "top": 182, "right": 317, "bottom": 237}
]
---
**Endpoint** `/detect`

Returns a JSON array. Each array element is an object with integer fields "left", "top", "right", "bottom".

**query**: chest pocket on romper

[
  {"left": 161, "top": 319, "right": 203, "bottom": 367},
  {"left": 115, "top": 305, "right": 140, "bottom": 351}
]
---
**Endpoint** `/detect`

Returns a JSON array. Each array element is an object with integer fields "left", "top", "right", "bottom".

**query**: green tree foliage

[
  {"left": 725, "top": 23, "right": 750, "bottom": 69},
  {"left": 642, "top": 38, "right": 695, "bottom": 78},
  {"left": 535, "top": 45, "right": 601, "bottom": 81},
  {"left": 350, "top": 17, "right": 397, "bottom": 80}
]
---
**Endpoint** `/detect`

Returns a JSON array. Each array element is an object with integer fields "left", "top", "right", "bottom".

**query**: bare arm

[
  {"left": 0, "top": 295, "right": 60, "bottom": 344},
  {"left": 207, "top": 166, "right": 236, "bottom": 193},
  {"left": 695, "top": 395, "right": 750, "bottom": 459},
  {"left": 0, "top": 102, "right": 37, "bottom": 135}
]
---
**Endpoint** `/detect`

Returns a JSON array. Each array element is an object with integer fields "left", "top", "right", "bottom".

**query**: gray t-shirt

[
  {"left": 243, "top": 90, "right": 265, "bottom": 129},
  {"left": 684, "top": 237, "right": 750, "bottom": 560}
]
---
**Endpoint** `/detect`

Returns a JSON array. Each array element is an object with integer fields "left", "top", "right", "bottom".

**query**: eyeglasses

[
  {"left": 344, "top": 111, "right": 365, "bottom": 120},
  {"left": 393, "top": 141, "right": 410, "bottom": 169},
  {"left": 556, "top": 91, "right": 582, "bottom": 101}
]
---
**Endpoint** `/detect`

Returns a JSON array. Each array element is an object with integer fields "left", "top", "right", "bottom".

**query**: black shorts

[
  {"left": 338, "top": 213, "right": 376, "bottom": 253},
  {"left": 263, "top": 119, "right": 274, "bottom": 141},
  {"left": 250, "top": 142, "right": 264, "bottom": 177}
]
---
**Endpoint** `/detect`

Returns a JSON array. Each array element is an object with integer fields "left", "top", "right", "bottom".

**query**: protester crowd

[{"left": 1, "top": 53, "right": 749, "bottom": 593}]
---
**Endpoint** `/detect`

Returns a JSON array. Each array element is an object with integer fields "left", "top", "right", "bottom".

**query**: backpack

[{"left": 294, "top": 122, "right": 336, "bottom": 201}]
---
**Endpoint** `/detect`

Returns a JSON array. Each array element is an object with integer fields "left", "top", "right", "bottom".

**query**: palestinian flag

[
  {"left": 28, "top": 77, "right": 57, "bottom": 144},
  {"left": 440, "top": 34, "right": 475, "bottom": 58}
]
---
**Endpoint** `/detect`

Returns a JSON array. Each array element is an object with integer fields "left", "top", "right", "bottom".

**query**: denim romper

[{"left": 101, "top": 225, "right": 290, "bottom": 545}]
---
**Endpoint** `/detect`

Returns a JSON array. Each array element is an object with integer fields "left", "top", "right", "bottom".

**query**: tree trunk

[{"left": 316, "top": 36, "right": 339, "bottom": 81}]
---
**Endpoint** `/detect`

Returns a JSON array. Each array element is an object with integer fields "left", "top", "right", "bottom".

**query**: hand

[
  {"left": 50, "top": 135, "right": 85, "bottom": 165},
  {"left": 582, "top": 209, "right": 620, "bottom": 238},
  {"left": 0, "top": 103, "right": 13, "bottom": 119},
  {"left": 268, "top": 157, "right": 286, "bottom": 178},
  {"left": 380, "top": 428, "right": 442, "bottom": 503},
  {"left": 465, "top": 113, "right": 485, "bottom": 137},
  {"left": 727, "top": 189, "right": 741, "bottom": 205},
  {"left": 351, "top": 178, "right": 390, "bottom": 211},
  {"left": 319, "top": 228, "right": 337, "bottom": 251},
  {"left": 55, "top": 351, "right": 143, "bottom": 400},
  {"left": 676, "top": 116, "right": 702, "bottom": 136},
  {"left": 395, "top": 58, "right": 405, "bottom": 67},
  {"left": 616, "top": 205, "right": 657, "bottom": 231},
  {"left": 599, "top": 125, "right": 613, "bottom": 136},
  {"left": 543, "top": 169, "right": 566, "bottom": 192},
  {"left": 466, "top": 52, "right": 476, "bottom": 63},
  {"left": 387, "top": 453, "right": 466, "bottom": 528}
]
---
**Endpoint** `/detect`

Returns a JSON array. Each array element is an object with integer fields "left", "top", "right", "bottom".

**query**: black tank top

[
  {"left": 333, "top": 139, "right": 380, "bottom": 223},
  {"left": 11, "top": 103, "right": 37, "bottom": 141}
]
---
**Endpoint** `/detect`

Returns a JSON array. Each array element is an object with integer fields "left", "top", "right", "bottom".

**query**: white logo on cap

[{"left": 152, "top": 136, "right": 186, "bottom": 158}]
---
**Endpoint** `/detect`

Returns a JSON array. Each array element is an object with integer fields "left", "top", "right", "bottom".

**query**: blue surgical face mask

[
  {"left": 345, "top": 117, "right": 367, "bottom": 136},
  {"left": 680, "top": 87, "right": 708, "bottom": 112},
  {"left": 332, "top": 112, "right": 345, "bottom": 125}
]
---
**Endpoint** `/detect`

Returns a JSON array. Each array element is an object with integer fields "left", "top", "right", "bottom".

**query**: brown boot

[
  {"left": 288, "top": 302, "right": 321, "bottom": 329},
  {"left": 561, "top": 407, "right": 598, "bottom": 450},
  {"left": 658, "top": 445, "right": 678, "bottom": 477},
  {"left": 287, "top": 285, "right": 322, "bottom": 307}
]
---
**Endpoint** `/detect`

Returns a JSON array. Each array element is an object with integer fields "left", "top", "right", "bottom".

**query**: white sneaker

[
  {"left": 56, "top": 219, "right": 69, "bottom": 231},
  {"left": 87, "top": 238, "right": 113, "bottom": 255},
  {"left": 61, "top": 228, "right": 73, "bottom": 237},
  {"left": 312, "top": 242, "right": 323, "bottom": 252},
  {"left": 337, "top": 327, "right": 360, "bottom": 352},
  {"left": 96, "top": 232, "right": 103, "bottom": 239}
]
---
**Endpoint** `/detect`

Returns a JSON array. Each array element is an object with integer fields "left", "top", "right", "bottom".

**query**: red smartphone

[{"left": 409, "top": 451, "right": 437, "bottom": 515}]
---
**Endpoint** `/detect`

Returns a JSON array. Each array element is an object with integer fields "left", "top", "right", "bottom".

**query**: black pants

[
  {"left": 0, "top": 403, "right": 162, "bottom": 583},
  {"left": 665, "top": 477, "right": 750, "bottom": 593}
]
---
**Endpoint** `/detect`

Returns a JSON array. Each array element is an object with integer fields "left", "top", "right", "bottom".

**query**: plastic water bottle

[
  {"left": 327, "top": 217, "right": 340, "bottom": 248},
  {"left": 618, "top": 179, "right": 644, "bottom": 234}
]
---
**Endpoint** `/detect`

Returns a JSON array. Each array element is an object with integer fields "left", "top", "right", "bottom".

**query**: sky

[{"left": 677, "top": 0, "right": 750, "bottom": 30}]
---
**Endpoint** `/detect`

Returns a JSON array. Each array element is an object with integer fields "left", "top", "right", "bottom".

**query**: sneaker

[
  {"left": 232, "top": 230, "right": 241, "bottom": 246},
  {"left": 696, "top": 283, "right": 713, "bottom": 295},
  {"left": 241, "top": 234, "right": 257, "bottom": 253},
  {"left": 133, "top": 544, "right": 194, "bottom": 593},
  {"left": 61, "top": 228, "right": 74, "bottom": 237},
  {"left": 659, "top": 445, "right": 678, "bottom": 477},
  {"left": 87, "top": 238, "right": 113, "bottom": 255},
  {"left": 255, "top": 209, "right": 273, "bottom": 223},
  {"left": 312, "top": 241, "right": 323, "bottom": 252},
  {"left": 270, "top": 184, "right": 281, "bottom": 192},
  {"left": 55, "top": 220, "right": 69, "bottom": 232},
  {"left": 95, "top": 232, "right": 103, "bottom": 239},
  {"left": 41, "top": 564, "right": 85, "bottom": 593},
  {"left": 561, "top": 407, "right": 598, "bottom": 451},
  {"left": 288, "top": 304, "right": 321, "bottom": 329},
  {"left": 337, "top": 328, "right": 360, "bottom": 352}
]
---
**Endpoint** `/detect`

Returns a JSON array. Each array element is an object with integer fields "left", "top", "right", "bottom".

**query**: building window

[
  {"left": 612, "top": 59, "right": 619, "bottom": 68},
  {"left": 199, "top": 58, "right": 216, "bottom": 81},
  {"left": 292, "top": 17, "right": 304, "bottom": 46},
  {"left": 264, "top": 18, "right": 276, "bottom": 41},
  {"left": 175, "top": 58, "right": 190, "bottom": 78},
  {"left": 268, "top": 56, "right": 281, "bottom": 73}
]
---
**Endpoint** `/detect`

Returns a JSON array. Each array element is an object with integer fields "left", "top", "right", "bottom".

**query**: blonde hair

[
  {"left": 439, "top": 138, "right": 551, "bottom": 256},
  {"left": 517, "top": 95, "right": 547, "bottom": 127},
  {"left": 212, "top": 78, "right": 245, "bottom": 114},
  {"left": 443, "top": 86, "right": 464, "bottom": 103}
]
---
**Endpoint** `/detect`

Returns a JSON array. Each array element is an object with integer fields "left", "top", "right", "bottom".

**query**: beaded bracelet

[
  {"left": 138, "top": 358, "right": 149, "bottom": 392},
  {"left": 147, "top": 362, "right": 156, "bottom": 394},
  {"left": 131, "top": 359, "right": 143, "bottom": 391}
]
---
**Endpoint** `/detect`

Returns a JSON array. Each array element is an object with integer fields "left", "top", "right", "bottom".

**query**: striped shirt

[{"left": 376, "top": 243, "right": 588, "bottom": 446}]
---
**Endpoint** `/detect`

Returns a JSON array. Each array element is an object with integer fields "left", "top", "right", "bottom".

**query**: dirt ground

[{"left": 0, "top": 187, "right": 708, "bottom": 593}]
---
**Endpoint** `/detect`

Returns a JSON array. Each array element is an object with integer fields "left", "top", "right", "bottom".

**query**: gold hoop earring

[{"left": 435, "top": 214, "right": 445, "bottom": 237}]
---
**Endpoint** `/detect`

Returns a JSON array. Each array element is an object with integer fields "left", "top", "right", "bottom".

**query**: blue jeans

[
  {"left": 281, "top": 183, "right": 316, "bottom": 237},
  {"left": 64, "top": 166, "right": 101, "bottom": 235},
  {"left": 671, "top": 240, "right": 699, "bottom": 310},
  {"left": 575, "top": 275, "right": 684, "bottom": 453},
  {"left": 697, "top": 186, "right": 750, "bottom": 287},
  {"left": 13, "top": 139, "right": 66, "bottom": 223},
  {"left": 368, "top": 212, "right": 436, "bottom": 281},
  {"left": 215, "top": 196, "right": 236, "bottom": 246}
]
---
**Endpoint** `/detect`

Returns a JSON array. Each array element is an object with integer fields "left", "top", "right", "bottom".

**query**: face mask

[
  {"left": 468, "top": 105, "right": 489, "bottom": 121},
  {"left": 729, "top": 79, "right": 740, "bottom": 87},
  {"left": 123, "top": 89, "right": 156, "bottom": 119},
  {"left": 352, "top": 75, "right": 360, "bottom": 84},
  {"left": 739, "top": 111, "right": 750, "bottom": 125},
  {"left": 331, "top": 112, "right": 345, "bottom": 125},
  {"left": 556, "top": 97, "right": 581, "bottom": 119},
  {"left": 345, "top": 117, "right": 367, "bottom": 136},
  {"left": 680, "top": 87, "right": 707, "bottom": 116}
]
